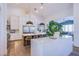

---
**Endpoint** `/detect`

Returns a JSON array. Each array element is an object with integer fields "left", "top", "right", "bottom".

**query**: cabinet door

[
  {"left": 10, "top": 16, "right": 19, "bottom": 30},
  {"left": 10, "top": 16, "right": 22, "bottom": 40}
]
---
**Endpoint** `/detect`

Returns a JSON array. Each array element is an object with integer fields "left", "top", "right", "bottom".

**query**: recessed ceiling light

[
  {"left": 40, "top": 6, "right": 43, "bottom": 9},
  {"left": 35, "top": 10, "right": 38, "bottom": 13}
]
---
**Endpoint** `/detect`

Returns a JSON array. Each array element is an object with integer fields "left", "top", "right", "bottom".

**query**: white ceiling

[{"left": 7, "top": 3, "right": 73, "bottom": 19}]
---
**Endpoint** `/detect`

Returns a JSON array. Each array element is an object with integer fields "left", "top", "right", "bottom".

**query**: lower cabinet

[{"left": 23, "top": 36, "right": 32, "bottom": 46}]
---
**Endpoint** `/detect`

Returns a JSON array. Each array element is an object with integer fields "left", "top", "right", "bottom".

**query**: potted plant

[{"left": 46, "top": 20, "right": 62, "bottom": 39}]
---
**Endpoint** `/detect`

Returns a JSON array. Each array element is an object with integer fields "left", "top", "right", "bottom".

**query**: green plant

[{"left": 47, "top": 20, "right": 62, "bottom": 36}]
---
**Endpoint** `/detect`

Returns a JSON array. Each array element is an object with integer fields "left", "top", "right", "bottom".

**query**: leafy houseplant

[{"left": 47, "top": 20, "right": 62, "bottom": 37}]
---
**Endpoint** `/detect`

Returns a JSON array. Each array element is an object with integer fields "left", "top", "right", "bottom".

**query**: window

[
  {"left": 62, "top": 24, "right": 73, "bottom": 38},
  {"left": 62, "top": 24, "right": 73, "bottom": 32}
]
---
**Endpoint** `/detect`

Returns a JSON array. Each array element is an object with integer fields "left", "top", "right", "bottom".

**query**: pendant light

[
  {"left": 40, "top": 3, "right": 44, "bottom": 9},
  {"left": 34, "top": 8, "right": 38, "bottom": 13}
]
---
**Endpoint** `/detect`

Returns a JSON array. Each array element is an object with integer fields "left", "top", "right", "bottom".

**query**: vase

[{"left": 49, "top": 32, "right": 60, "bottom": 39}]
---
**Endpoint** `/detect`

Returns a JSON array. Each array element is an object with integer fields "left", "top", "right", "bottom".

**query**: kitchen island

[{"left": 31, "top": 37, "right": 73, "bottom": 56}]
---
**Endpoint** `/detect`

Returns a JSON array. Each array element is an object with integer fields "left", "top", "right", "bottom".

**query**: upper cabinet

[{"left": 10, "top": 16, "right": 20, "bottom": 30}]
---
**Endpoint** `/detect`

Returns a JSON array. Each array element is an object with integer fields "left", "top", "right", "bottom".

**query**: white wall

[
  {"left": 0, "top": 4, "right": 7, "bottom": 55},
  {"left": 73, "top": 4, "right": 79, "bottom": 47}
]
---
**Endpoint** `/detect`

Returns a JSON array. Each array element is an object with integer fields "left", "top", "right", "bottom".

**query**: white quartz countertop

[{"left": 22, "top": 32, "right": 46, "bottom": 36}]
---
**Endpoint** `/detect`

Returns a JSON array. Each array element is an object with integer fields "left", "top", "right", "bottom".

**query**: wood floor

[
  {"left": 8, "top": 40, "right": 31, "bottom": 56},
  {"left": 69, "top": 46, "right": 79, "bottom": 56}
]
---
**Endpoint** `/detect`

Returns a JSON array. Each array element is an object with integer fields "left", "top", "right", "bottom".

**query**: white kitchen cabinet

[
  {"left": 10, "top": 16, "right": 20, "bottom": 30},
  {"left": 10, "top": 16, "right": 23, "bottom": 40}
]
